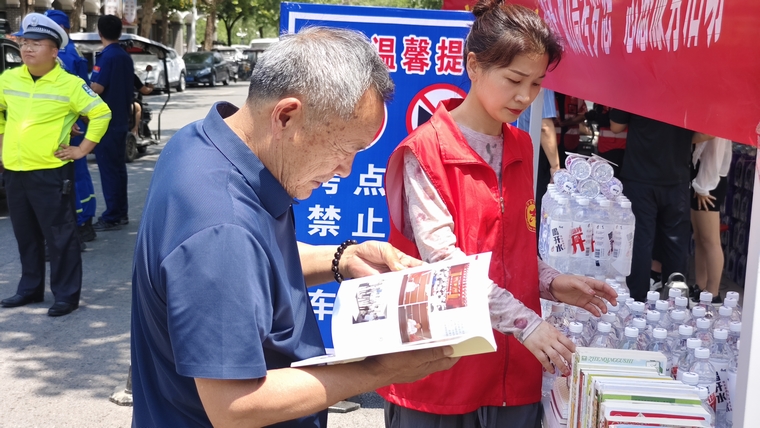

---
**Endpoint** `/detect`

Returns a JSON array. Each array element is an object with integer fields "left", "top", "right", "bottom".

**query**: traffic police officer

[
  {"left": 90, "top": 15, "right": 134, "bottom": 231},
  {"left": 45, "top": 9, "right": 98, "bottom": 243},
  {"left": 0, "top": 13, "right": 112, "bottom": 316}
]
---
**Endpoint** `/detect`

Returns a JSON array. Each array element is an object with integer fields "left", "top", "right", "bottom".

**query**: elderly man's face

[{"left": 284, "top": 90, "right": 384, "bottom": 200}]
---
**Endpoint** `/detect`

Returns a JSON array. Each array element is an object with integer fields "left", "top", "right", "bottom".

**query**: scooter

[{"left": 126, "top": 90, "right": 157, "bottom": 163}]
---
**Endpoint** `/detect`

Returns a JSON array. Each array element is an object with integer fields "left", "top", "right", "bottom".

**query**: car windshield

[{"left": 184, "top": 53, "right": 212, "bottom": 65}]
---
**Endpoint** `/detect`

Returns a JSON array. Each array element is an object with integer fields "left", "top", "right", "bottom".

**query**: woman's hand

[
  {"left": 339, "top": 241, "right": 422, "bottom": 280},
  {"left": 522, "top": 321, "right": 575, "bottom": 375},
  {"left": 695, "top": 192, "right": 716, "bottom": 211},
  {"left": 550, "top": 275, "right": 618, "bottom": 317}
]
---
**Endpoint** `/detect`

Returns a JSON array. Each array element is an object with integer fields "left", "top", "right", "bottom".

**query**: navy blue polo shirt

[
  {"left": 91, "top": 43, "right": 133, "bottom": 131},
  {"left": 131, "top": 102, "right": 327, "bottom": 428}
]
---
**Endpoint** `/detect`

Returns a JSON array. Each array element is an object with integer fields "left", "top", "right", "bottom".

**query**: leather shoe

[
  {"left": 48, "top": 302, "right": 79, "bottom": 317},
  {"left": 1, "top": 294, "right": 44, "bottom": 308}
]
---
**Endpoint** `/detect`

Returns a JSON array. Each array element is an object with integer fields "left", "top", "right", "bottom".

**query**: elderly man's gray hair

[{"left": 247, "top": 27, "right": 394, "bottom": 121}]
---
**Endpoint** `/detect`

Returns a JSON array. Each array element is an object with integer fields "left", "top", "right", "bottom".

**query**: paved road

[{"left": 0, "top": 81, "right": 384, "bottom": 427}]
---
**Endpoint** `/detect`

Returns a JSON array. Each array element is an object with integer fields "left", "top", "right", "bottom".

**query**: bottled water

[
  {"left": 547, "top": 197, "right": 572, "bottom": 272},
  {"left": 569, "top": 197, "right": 593, "bottom": 275},
  {"left": 696, "top": 386, "right": 717, "bottom": 428},
  {"left": 723, "top": 298, "right": 741, "bottom": 322},
  {"left": 667, "top": 310, "right": 688, "bottom": 346},
  {"left": 566, "top": 155, "right": 592, "bottom": 180},
  {"left": 726, "top": 340, "right": 739, "bottom": 426},
  {"left": 691, "top": 348, "right": 718, "bottom": 422},
  {"left": 710, "top": 329, "right": 733, "bottom": 427},
  {"left": 644, "top": 310, "right": 661, "bottom": 343},
  {"left": 547, "top": 303, "right": 569, "bottom": 336},
  {"left": 672, "top": 324, "right": 695, "bottom": 359},
  {"left": 714, "top": 306, "right": 734, "bottom": 331},
  {"left": 696, "top": 318, "right": 714, "bottom": 349},
  {"left": 610, "top": 200, "right": 635, "bottom": 276},
  {"left": 668, "top": 288, "right": 683, "bottom": 308},
  {"left": 577, "top": 178, "right": 601, "bottom": 199},
  {"left": 614, "top": 276, "right": 631, "bottom": 294},
  {"left": 590, "top": 159, "right": 615, "bottom": 183},
  {"left": 589, "top": 321, "right": 616, "bottom": 348},
  {"left": 655, "top": 300, "right": 671, "bottom": 329},
  {"left": 567, "top": 322, "right": 587, "bottom": 347},
  {"left": 645, "top": 291, "right": 660, "bottom": 311},
  {"left": 727, "top": 322, "right": 741, "bottom": 354},
  {"left": 552, "top": 169, "right": 577, "bottom": 194},
  {"left": 631, "top": 317, "right": 651, "bottom": 350},
  {"left": 698, "top": 291, "right": 717, "bottom": 321},
  {"left": 591, "top": 199, "right": 613, "bottom": 276},
  {"left": 600, "top": 177, "right": 623, "bottom": 199},
  {"left": 675, "top": 338, "right": 702, "bottom": 381},
  {"left": 538, "top": 187, "right": 556, "bottom": 261},
  {"left": 601, "top": 312, "right": 623, "bottom": 343},
  {"left": 618, "top": 326, "right": 643, "bottom": 350},
  {"left": 625, "top": 301, "right": 646, "bottom": 326},
  {"left": 616, "top": 292, "right": 631, "bottom": 324},
  {"left": 673, "top": 296, "right": 693, "bottom": 325},
  {"left": 648, "top": 327, "right": 674, "bottom": 377},
  {"left": 725, "top": 291, "right": 742, "bottom": 318},
  {"left": 689, "top": 306, "right": 707, "bottom": 328},
  {"left": 573, "top": 309, "right": 596, "bottom": 343}
]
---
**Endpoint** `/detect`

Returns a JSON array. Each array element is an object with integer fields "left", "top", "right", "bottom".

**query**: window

[{"left": 4, "top": 44, "right": 22, "bottom": 70}]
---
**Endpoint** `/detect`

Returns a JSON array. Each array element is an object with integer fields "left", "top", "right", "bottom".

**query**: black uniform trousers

[
  {"left": 94, "top": 128, "right": 128, "bottom": 223},
  {"left": 534, "top": 146, "right": 553, "bottom": 248},
  {"left": 622, "top": 179, "right": 690, "bottom": 302},
  {"left": 4, "top": 162, "right": 82, "bottom": 304}
]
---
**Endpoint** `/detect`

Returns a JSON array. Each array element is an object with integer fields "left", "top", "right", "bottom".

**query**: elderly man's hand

[
  {"left": 365, "top": 346, "right": 459, "bottom": 385},
  {"left": 550, "top": 275, "right": 618, "bottom": 317},
  {"left": 55, "top": 144, "right": 86, "bottom": 161},
  {"left": 339, "top": 241, "right": 422, "bottom": 280}
]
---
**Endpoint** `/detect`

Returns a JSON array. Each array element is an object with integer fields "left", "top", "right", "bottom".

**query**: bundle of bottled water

[
  {"left": 538, "top": 153, "right": 634, "bottom": 278},
  {"left": 545, "top": 289, "right": 744, "bottom": 427}
]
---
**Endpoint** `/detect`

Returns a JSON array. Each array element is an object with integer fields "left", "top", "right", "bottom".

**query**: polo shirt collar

[
  {"left": 21, "top": 63, "right": 62, "bottom": 82},
  {"left": 202, "top": 102, "right": 293, "bottom": 218}
]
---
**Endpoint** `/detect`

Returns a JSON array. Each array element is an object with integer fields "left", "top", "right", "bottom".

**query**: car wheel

[
  {"left": 209, "top": 73, "right": 217, "bottom": 87},
  {"left": 125, "top": 133, "right": 138, "bottom": 163},
  {"left": 222, "top": 76, "right": 229, "bottom": 86},
  {"left": 177, "top": 72, "right": 186, "bottom": 92}
]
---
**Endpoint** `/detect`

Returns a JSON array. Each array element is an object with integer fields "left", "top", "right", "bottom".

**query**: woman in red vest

[{"left": 381, "top": 1, "right": 617, "bottom": 426}]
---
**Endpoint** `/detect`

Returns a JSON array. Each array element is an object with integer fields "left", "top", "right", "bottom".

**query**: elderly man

[
  {"left": 0, "top": 13, "right": 111, "bottom": 316},
  {"left": 131, "top": 27, "right": 457, "bottom": 427}
]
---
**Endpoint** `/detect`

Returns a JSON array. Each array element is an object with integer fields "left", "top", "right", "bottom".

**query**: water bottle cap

[
  {"left": 606, "top": 302, "right": 619, "bottom": 313},
  {"left": 724, "top": 298, "right": 737, "bottom": 308},
  {"left": 687, "top": 338, "right": 702, "bottom": 349},
  {"left": 713, "top": 328, "right": 728, "bottom": 340},
  {"left": 597, "top": 321, "right": 611, "bottom": 332},
  {"left": 569, "top": 322, "right": 584, "bottom": 334},
  {"left": 624, "top": 326, "right": 639, "bottom": 338},
  {"left": 632, "top": 318, "right": 647, "bottom": 329},
  {"left": 653, "top": 328, "right": 668, "bottom": 339},
  {"left": 618, "top": 292, "right": 630, "bottom": 301},
  {"left": 692, "top": 306, "right": 706, "bottom": 318},
  {"left": 730, "top": 321, "right": 742, "bottom": 332},
  {"left": 552, "top": 303, "right": 564, "bottom": 313},
  {"left": 726, "top": 291, "right": 740, "bottom": 301},
  {"left": 670, "top": 309, "right": 686, "bottom": 321},
  {"left": 737, "top": 339, "right": 741, "bottom": 350},
  {"left": 577, "top": 198, "right": 589, "bottom": 205},
  {"left": 646, "top": 310, "right": 661, "bottom": 322},
  {"left": 615, "top": 276, "right": 627, "bottom": 283},
  {"left": 669, "top": 288, "right": 683, "bottom": 298},
  {"left": 696, "top": 318, "right": 711, "bottom": 329},
  {"left": 647, "top": 291, "right": 660, "bottom": 301},
  {"left": 575, "top": 309, "right": 590, "bottom": 322},
  {"left": 695, "top": 347, "right": 710, "bottom": 358},
  {"left": 681, "top": 371, "right": 699, "bottom": 385},
  {"left": 719, "top": 306, "right": 733, "bottom": 316},
  {"left": 696, "top": 386, "right": 709, "bottom": 400},
  {"left": 700, "top": 291, "right": 713, "bottom": 302},
  {"left": 631, "top": 301, "right": 646, "bottom": 312},
  {"left": 547, "top": 183, "right": 556, "bottom": 190},
  {"left": 656, "top": 300, "right": 669, "bottom": 311},
  {"left": 620, "top": 201, "right": 632, "bottom": 208},
  {"left": 679, "top": 325, "right": 694, "bottom": 336},
  {"left": 675, "top": 296, "right": 689, "bottom": 307},
  {"left": 599, "top": 199, "right": 611, "bottom": 207},
  {"left": 594, "top": 275, "right": 606, "bottom": 281},
  {"left": 625, "top": 298, "right": 635, "bottom": 305},
  {"left": 601, "top": 313, "right": 616, "bottom": 324}
]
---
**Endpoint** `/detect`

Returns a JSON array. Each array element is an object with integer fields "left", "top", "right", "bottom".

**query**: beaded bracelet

[{"left": 332, "top": 239, "right": 358, "bottom": 283}]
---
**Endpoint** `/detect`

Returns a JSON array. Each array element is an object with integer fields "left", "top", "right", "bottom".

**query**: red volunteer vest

[
  {"left": 379, "top": 99, "right": 542, "bottom": 414},
  {"left": 555, "top": 95, "right": 586, "bottom": 151}
]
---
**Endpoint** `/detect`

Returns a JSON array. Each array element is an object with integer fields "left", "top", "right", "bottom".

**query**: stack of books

[{"left": 563, "top": 347, "right": 712, "bottom": 428}]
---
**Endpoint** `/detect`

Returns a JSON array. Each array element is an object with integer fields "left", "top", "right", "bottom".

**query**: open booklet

[{"left": 292, "top": 253, "right": 497, "bottom": 367}]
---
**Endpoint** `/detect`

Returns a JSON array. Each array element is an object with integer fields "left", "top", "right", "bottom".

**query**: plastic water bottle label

[
  {"left": 715, "top": 370, "right": 732, "bottom": 423},
  {"left": 593, "top": 223, "right": 612, "bottom": 259},
  {"left": 570, "top": 222, "right": 592, "bottom": 258},
  {"left": 549, "top": 220, "right": 572, "bottom": 256}
]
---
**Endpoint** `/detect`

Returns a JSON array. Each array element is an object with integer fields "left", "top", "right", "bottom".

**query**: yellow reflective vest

[{"left": 0, "top": 64, "right": 112, "bottom": 171}]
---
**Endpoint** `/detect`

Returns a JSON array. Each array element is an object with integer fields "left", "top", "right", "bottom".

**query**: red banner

[{"left": 443, "top": 0, "right": 760, "bottom": 147}]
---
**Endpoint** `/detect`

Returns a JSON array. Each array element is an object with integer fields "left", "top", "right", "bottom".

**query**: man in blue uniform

[
  {"left": 45, "top": 9, "right": 98, "bottom": 243},
  {"left": 90, "top": 15, "right": 133, "bottom": 231}
]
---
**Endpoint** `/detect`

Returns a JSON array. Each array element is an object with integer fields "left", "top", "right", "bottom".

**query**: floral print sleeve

[{"left": 402, "top": 148, "right": 543, "bottom": 343}]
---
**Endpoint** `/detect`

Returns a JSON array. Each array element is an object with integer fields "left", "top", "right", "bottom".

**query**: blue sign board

[{"left": 281, "top": 2, "right": 473, "bottom": 348}]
